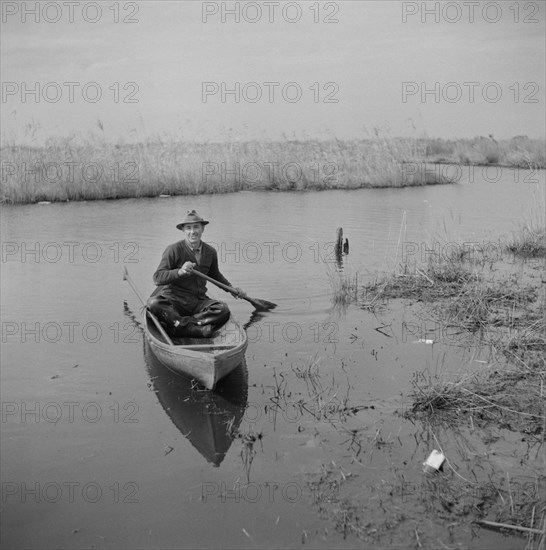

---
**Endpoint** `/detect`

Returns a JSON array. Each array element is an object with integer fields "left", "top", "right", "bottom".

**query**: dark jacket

[{"left": 151, "top": 240, "right": 231, "bottom": 308}]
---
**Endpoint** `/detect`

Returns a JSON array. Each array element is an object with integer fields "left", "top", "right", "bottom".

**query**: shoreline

[
  {"left": 323, "top": 229, "right": 546, "bottom": 544},
  {"left": 2, "top": 135, "right": 544, "bottom": 205}
]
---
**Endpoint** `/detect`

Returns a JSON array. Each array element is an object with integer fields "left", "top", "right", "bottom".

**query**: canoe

[
  {"left": 143, "top": 343, "right": 248, "bottom": 466},
  {"left": 144, "top": 311, "right": 248, "bottom": 390}
]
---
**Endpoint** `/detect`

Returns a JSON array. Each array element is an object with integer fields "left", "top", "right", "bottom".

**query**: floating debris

[
  {"left": 477, "top": 519, "right": 544, "bottom": 535},
  {"left": 423, "top": 449, "right": 445, "bottom": 474}
]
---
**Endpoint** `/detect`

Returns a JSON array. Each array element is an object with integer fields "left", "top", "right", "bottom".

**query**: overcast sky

[{"left": 1, "top": 0, "right": 545, "bottom": 143}]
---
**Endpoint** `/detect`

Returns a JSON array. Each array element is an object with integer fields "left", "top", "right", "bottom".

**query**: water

[{"left": 1, "top": 168, "right": 543, "bottom": 549}]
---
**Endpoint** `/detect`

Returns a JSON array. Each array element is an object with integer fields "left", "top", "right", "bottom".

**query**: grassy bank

[
  {"left": 357, "top": 226, "right": 546, "bottom": 435},
  {"left": 1, "top": 135, "right": 544, "bottom": 204},
  {"left": 326, "top": 225, "right": 545, "bottom": 545},
  {"left": 419, "top": 135, "right": 545, "bottom": 169}
]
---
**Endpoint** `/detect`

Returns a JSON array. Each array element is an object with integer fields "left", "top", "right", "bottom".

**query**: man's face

[{"left": 183, "top": 223, "right": 204, "bottom": 247}]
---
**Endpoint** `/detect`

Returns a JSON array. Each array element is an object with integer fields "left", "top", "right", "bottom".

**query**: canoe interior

[{"left": 146, "top": 314, "right": 246, "bottom": 351}]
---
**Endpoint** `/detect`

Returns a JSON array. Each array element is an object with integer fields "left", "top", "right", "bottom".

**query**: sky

[{"left": 1, "top": 0, "right": 545, "bottom": 143}]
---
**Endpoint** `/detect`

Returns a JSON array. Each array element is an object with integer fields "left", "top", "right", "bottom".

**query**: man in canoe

[{"left": 147, "top": 210, "right": 244, "bottom": 338}]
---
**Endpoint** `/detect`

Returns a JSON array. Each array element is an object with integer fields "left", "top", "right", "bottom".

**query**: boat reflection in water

[{"left": 143, "top": 341, "right": 248, "bottom": 467}]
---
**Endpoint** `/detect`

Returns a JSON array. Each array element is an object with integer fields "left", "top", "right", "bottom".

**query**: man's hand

[
  {"left": 178, "top": 261, "right": 196, "bottom": 276},
  {"left": 232, "top": 287, "right": 245, "bottom": 299}
]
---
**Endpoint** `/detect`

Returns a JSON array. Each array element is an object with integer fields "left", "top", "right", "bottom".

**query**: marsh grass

[
  {"left": 264, "top": 357, "right": 370, "bottom": 434},
  {"left": 2, "top": 135, "right": 437, "bottom": 204},
  {"left": 307, "top": 450, "right": 545, "bottom": 546},
  {"left": 358, "top": 228, "right": 546, "bottom": 443},
  {"left": 307, "top": 462, "right": 369, "bottom": 540},
  {"left": 492, "top": 475, "right": 546, "bottom": 543},
  {"left": 363, "top": 246, "right": 539, "bottom": 334},
  {"left": 504, "top": 312, "right": 546, "bottom": 360},
  {"left": 361, "top": 260, "right": 479, "bottom": 306},
  {"left": 315, "top": 237, "right": 544, "bottom": 545},
  {"left": 420, "top": 469, "right": 545, "bottom": 546},
  {"left": 422, "top": 135, "right": 546, "bottom": 169},
  {"left": 399, "top": 269, "right": 545, "bottom": 435},
  {"left": 409, "top": 362, "right": 545, "bottom": 434},
  {"left": 505, "top": 225, "right": 546, "bottom": 258},
  {"left": 5, "top": 133, "right": 544, "bottom": 204},
  {"left": 436, "top": 279, "right": 538, "bottom": 333}
]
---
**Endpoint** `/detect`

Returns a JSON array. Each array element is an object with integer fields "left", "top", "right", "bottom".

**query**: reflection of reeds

[
  {"left": 233, "top": 427, "right": 263, "bottom": 483},
  {"left": 326, "top": 267, "right": 359, "bottom": 307}
]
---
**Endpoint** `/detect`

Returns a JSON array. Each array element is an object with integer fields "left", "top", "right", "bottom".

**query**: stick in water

[{"left": 123, "top": 267, "right": 174, "bottom": 345}]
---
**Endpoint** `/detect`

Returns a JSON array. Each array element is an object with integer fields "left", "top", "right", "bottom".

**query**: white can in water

[{"left": 423, "top": 449, "right": 445, "bottom": 474}]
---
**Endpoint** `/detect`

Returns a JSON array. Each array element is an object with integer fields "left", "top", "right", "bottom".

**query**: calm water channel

[{"left": 1, "top": 167, "right": 543, "bottom": 549}]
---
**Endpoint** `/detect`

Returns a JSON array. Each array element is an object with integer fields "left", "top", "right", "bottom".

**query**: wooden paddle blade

[
  {"left": 255, "top": 300, "right": 277, "bottom": 311},
  {"left": 243, "top": 295, "right": 277, "bottom": 311}
]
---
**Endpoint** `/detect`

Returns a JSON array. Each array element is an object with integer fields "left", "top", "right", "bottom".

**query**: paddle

[
  {"left": 191, "top": 270, "right": 276, "bottom": 311},
  {"left": 122, "top": 267, "right": 174, "bottom": 346}
]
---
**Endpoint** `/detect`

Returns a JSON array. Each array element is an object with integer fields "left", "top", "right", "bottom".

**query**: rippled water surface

[{"left": 1, "top": 169, "right": 543, "bottom": 549}]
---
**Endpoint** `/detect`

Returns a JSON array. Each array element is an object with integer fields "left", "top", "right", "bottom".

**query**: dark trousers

[{"left": 147, "top": 293, "right": 230, "bottom": 336}]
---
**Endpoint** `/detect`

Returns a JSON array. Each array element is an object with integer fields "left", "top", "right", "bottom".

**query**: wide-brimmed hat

[{"left": 176, "top": 210, "right": 209, "bottom": 230}]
